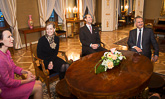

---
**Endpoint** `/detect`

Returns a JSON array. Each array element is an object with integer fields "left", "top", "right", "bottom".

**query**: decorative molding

[
  {"left": 106, "top": 20, "right": 109, "bottom": 27},
  {"left": 102, "top": 0, "right": 115, "bottom": 31},
  {"left": 160, "top": 0, "right": 165, "bottom": 16},
  {"left": 106, "top": 13, "right": 110, "bottom": 15},
  {"left": 105, "top": 0, "right": 110, "bottom": 9},
  {"left": 106, "top": 0, "right": 110, "bottom": 6},
  {"left": 135, "top": 0, "right": 144, "bottom": 17}
]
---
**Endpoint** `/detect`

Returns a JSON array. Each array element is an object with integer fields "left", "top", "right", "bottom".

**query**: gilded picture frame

[{"left": 160, "top": 0, "right": 165, "bottom": 16}]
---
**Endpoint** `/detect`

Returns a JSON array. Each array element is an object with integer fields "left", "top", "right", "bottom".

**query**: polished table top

[{"left": 65, "top": 50, "right": 153, "bottom": 99}]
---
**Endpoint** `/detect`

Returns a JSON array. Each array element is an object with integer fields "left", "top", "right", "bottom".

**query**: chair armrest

[
  {"left": 34, "top": 56, "right": 50, "bottom": 76},
  {"left": 58, "top": 51, "right": 68, "bottom": 62},
  {"left": 100, "top": 42, "right": 105, "bottom": 48}
]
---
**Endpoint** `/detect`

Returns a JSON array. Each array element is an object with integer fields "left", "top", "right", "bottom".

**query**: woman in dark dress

[{"left": 37, "top": 21, "right": 69, "bottom": 80}]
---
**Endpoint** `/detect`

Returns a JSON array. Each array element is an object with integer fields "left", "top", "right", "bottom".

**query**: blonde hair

[{"left": 46, "top": 21, "right": 55, "bottom": 28}]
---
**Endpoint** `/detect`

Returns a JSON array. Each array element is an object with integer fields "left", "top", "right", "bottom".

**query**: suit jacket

[
  {"left": 79, "top": 25, "right": 101, "bottom": 55},
  {"left": 127, "top": 28, "right": 159, "bottom": 59}
]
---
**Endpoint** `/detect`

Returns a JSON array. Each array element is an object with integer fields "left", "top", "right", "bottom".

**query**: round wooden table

[{"left": 65, "top": 50, "right": 153, "bottom": 99}]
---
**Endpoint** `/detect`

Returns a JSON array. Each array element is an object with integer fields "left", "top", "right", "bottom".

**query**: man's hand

[
  {"left": 48, "top": 61, "right": 53, "bottom": 70},
  {"left": 134, "top": 46, "right": 142, "bottom": 52},
  {"left": 91, "top": 44, "right": 99, "bottom": 49},
  {"left": 152, "top": 55, "right": 158, "bottom": 62}
]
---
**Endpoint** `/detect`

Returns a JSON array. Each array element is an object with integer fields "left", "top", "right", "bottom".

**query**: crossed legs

[{"left": 59, "top": 64, "right": 69, "bottom": 80}]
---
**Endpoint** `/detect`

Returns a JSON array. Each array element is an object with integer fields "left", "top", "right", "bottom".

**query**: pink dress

[{"left": 0, "top": 50, "right": 35, "bottom": 99}]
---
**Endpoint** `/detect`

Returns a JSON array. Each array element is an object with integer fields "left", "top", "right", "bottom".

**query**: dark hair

[
  {"left": 83, "top": 14, "right": 92, "bottom": 20},
  {"left": 134, "top": 16, "right": 143, "bottom": 23},
  {"left": 0, "top": 28, "right": 11, "bottom": 48}
]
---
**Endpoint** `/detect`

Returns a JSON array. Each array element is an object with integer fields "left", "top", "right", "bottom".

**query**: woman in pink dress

[{"left": 0, "top": 29, "right": 43, "bottom": 99}]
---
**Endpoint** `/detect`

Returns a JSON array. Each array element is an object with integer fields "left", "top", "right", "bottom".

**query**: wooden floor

[{"left": 11, "top": 25, "right": 165, "bottom": 77}]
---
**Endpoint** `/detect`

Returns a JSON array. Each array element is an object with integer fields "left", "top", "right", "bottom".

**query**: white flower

[
  {"left": 103, "top": 52, "right": 109, "bottom": 57},
  {"left": 101, "top": 59, "right": 109, "bottom": 66},
  {"left": 107, "top": 61, "right": 114, "bottom": 69},
  {"left": 111, "top": 54, "right": 117, "bottom": 60},
  {"left": 101, "top": 59, "right": 114, "bottom": 69},
  {"left": 110, "top": 48, "right": 116, "bottom": 53},
  {"left": 114, "top": 51, "right": 121, "bottom": 55},
  {"left": 107, "top": 53, "right": 113, "bottom": 58},
  {"left": 118, "top": 56, "right": 123, "bottom": 60}
]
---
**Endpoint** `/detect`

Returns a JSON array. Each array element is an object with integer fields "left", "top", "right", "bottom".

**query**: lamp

[
  {"left": 121, "top": 5, "right": 123, "bottom": 10},
  {"left": 125, "top": 5, "right": 128, "bottom": 11},
  {"left": 66, "top": 7, "right": 72, "bottom": 18},
  {"left": 73, "top": 6, "right": 78, "bottom": 21}
]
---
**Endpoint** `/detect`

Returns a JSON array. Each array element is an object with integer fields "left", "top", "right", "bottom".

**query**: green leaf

[{"left": 96, "top": 65, "right": 106, "bottom": 74}]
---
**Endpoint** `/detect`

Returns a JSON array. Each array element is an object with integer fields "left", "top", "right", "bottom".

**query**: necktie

[
  {"left": 89, "top": 26, "right": 92, "bottom": 33},
  {"left": 137, "top": 29, "right": 141, "bottom": 48}
]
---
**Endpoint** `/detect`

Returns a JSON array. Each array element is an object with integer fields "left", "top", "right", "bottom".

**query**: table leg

[
  {"left": 66, "top": 23, "right": 68, "bottom": 37},
  {"left": 71, "top": 23, "right": 74, "bottom": 37},
  {"left": 24, "top": 33, "right": 27, "bottom": 50},
  {"left": 78, "top": 22, "right": 80, "bottom": 33},
  {"left": 40, "top": 32, "right": 42, "bottom": 37}
]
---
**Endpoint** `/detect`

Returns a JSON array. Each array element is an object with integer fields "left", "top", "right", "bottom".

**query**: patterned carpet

[{"left": 42, "top": 80, "right": 59, "bottom": 99}]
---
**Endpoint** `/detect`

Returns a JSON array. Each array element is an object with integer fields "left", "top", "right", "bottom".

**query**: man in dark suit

[
  {"left": 79, "top": 14, "right": 106, "bottom": 56},
  {"left": 127, "top": 16, "right": 159, "bottom": 62}
]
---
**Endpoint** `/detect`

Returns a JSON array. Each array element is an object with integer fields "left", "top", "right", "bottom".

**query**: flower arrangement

[{"left": 92, "top": 48, "right": 126, "bottom": 74}]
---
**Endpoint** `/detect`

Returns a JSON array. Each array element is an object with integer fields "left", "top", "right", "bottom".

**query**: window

[
  {"left": 48, "top": 10, "right": 63, "bottom": 24},
  {"left": 48, "top": 10, "right": 58, "bottom": 22},
  {"left": 0, "top": 9, "right": 5, "bottom": 27},
  {"left": 49, "top": 10, "right": 55, "bottom": 22},
  {"left": 83, "top": 7, "right": 88, "bottom": 18},
  {"left": 0, "top": 9, "right": 9, "bottom": 29}
]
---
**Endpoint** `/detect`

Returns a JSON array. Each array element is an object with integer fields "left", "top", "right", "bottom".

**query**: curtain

[
  {"left": 81, "top": 0, "right": 96, "bottom": 24},
  {"left": 82, "top": 0, "right": 87, "bottom": 18},
  {"left": 128, "top": 0, "right": 132, "bottom": 15},
  {"left": 129, "top": 0, "right": 133, "bottom": 13},
  {"left": 0, "top": 0, "right": 22, "bottom": 49},
  {"left": 54, "top": 0, "right": 66, "bottom": 30},
  {"left": 79, "top": 0, "right": 83, "bottom": 20},
  {"left": 38, "top": 0, "right": 55, "bottom": 34},
  {"left": 86, "top": 0, "right": 96, "bottom": 24},
  {"left": 118, "top": 0, "right": 121, "bottom": 19}
]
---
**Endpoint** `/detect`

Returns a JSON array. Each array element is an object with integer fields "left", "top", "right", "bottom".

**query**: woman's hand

[
  {"left": 48, "top": 61, "right": 53, "bottom": 70},
  {"left": 26, "top": 73, "right": 35, "bottom": 82},
  {"left": 20, "top": 70, "right": 36, "bottom": 84}
]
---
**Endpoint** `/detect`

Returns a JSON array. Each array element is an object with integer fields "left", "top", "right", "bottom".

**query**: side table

[{"left": 19, "top": 26, "right": 45, "bottom": 50}]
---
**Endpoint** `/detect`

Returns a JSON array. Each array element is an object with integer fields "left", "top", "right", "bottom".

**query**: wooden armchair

[
  {"left": 55, "top": 22, "right": 67, "bottom": 38},
  {"left": 118, "top": 14, "right": 126, "bottom": 28},
  {"left": 30, "top": 43, "right": 68, "bottom": 98},
  {"left": 144, "top": 19, "right": 156, "bottom": 28}
]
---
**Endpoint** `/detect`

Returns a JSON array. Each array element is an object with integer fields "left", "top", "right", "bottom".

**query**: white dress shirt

[
  {"left": 136, "top": 28, "right": 143, "bottom": 49},
  {"left": 86, "top": 24, "right": 92, "bottom": 33}
]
